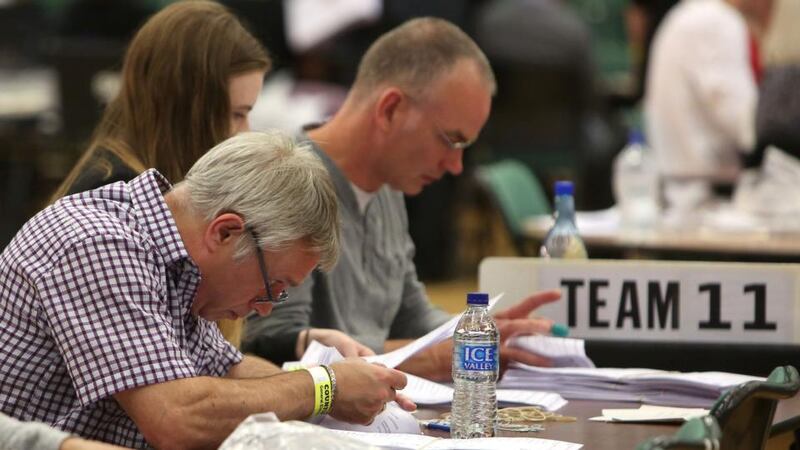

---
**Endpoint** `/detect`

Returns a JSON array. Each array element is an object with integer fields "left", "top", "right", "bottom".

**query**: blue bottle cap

[
  {"left": 554, "top": 180, "right": 573, "bottom": 196},
  {"left": 628, "top": 129, "right": 645, "bottom": 145},
  {"left": 466, "top": 292, "right": 489, "bottom": 305}
]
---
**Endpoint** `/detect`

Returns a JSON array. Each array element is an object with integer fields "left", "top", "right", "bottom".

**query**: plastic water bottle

[
  {"left": 540, "top": 180, "right": 588, "bottom": 258},
  {"left": 613, "top": 130, "right": 659, "bottom": 231},
  {"left": 451, "top": 292, "right": 498, "bottom": 439}
]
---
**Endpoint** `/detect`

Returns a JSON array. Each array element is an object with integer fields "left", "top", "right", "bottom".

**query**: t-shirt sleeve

[
  {"left": 0, "top": 413, "right": 70, "bottom": 450},
  {"left": 37, "top": 234, "right": 197, "bottom": 406}
]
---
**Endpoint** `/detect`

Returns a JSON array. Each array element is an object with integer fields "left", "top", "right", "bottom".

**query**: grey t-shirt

[
  {"left": 243, "top": 136, "right": 450, "bottom": 362},
  {"left": 0, "top": 413, "right": 69, "bottom": 450}
]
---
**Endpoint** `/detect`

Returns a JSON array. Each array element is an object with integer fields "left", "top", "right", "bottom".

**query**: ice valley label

[{"left": 456, "top": 343, "right": 498, "bottom": 371}]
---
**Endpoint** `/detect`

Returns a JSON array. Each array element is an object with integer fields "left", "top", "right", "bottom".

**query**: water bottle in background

[
  {"left": 540, "top": 181, "right": 588, "bottom": 258},
  {"left": 451, "top": 292, "right": 498, "bottom": 439},
  {"left": 613, "top": 130, "right": 660, "bottom": 231}
]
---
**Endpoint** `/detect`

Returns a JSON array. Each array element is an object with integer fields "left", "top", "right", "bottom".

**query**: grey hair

[
  {"left": 178, "top": 130, "right": 339, "bottom": 271},
  {"left": 352, "top": 17, "right": 496, "bottom": 100}
]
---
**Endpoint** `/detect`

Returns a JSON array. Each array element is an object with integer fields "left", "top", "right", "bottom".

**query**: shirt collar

[{"left": 128, "top": 169, "right": 191, "bottom": 265}]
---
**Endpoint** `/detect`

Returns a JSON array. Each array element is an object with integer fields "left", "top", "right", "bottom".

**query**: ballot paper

[
  {"left": 588, "top": 405, "right": 709, "bottom": 423},
  {"left": 507, "top": 335, "right": 595, "bottom": 368},
  {"left": 320, "top": 402, "right": 422, "bottom": 434},
  {"left": 400, "top": 373, "right": 567, "bottom": 410},
  {"left": 500, "top": 365, "right": 762, "bottom": 408},
  {"left": 328, "top": 430, "right": 583, "bottom": 450},
  {"left": 365, "top": 294, "right": 503, "bottom": 369}
]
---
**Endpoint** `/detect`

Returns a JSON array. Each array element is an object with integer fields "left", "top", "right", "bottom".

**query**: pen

[
  {"left": 550, "top": 323, "right": 569, "bottom": 337},
  {"left": 423, "top": 422, "right": 451, "bottom": 432}
]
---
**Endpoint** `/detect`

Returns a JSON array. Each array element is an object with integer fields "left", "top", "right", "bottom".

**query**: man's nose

[
  {"left": 442, "top": 149, "right": 463, "bottom": 175},
  {"left": 252, "top": 302, "right": 273, "bottom": 317}
]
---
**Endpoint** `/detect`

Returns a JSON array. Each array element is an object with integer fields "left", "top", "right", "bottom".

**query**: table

[
  {"left": 418, "top": 393, "right": 799, "bottom": 450},
  {"left": 523, "top": 213, "right": 800, "bottom": 261}
]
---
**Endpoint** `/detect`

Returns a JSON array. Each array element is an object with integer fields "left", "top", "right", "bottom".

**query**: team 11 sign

[
  {"left": 479, "top": 258, "right": 800, "bottom": 344},
  {"left": 530, "top": 261, "right": 798, "bottom": 344}
]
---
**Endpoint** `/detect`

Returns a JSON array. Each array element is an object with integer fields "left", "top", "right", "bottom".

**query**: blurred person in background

[
  {"left": 48, "top": 0, "right": 271, "bottom": 348},
  {"left": 644, "top": 0, "right": 775, "bottom": 213}
]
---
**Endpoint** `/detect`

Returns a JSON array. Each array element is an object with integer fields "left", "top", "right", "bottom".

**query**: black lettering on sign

[
  {"left": 589, "top": 279, "right": 610, "bottom": 328},
  {"left": 616, "top": 280, "right": 641, "bottom": 328},
  {"left": 648, "top": 281, "right": 679, "bottom": 329},
  {"left": 743, "top": 284, "right": 777, "bottom": 330},
  {"left": 698, "top": 283, "right": 731, "bottom": 329},
  {"left": 561, "top": 279, "right": 584, "bottom": 327}
]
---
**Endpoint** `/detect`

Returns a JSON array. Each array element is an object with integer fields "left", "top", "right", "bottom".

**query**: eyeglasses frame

[{"left": 248, "top": 229, "right": 289, "bottom": 304}]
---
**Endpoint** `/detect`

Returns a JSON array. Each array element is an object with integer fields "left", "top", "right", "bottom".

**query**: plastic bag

[{"left": 218, "top": 413, "right": 379, "bottom": 450}]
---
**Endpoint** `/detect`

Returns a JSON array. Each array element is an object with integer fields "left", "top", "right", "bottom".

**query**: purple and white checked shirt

[{"left": 0, "top": 170, "right": 242, "bottom": 448}]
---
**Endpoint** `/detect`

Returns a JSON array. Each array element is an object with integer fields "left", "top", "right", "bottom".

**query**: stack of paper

[
  {"left": 329, "top": 430, "right": 582, "bottom": 450},
  {"left": 400, "top": 373, "right": 567, "bottom": 410},
  {"left": 507, "top": 335, "right": 595, "bottom": 368},
  {"left": 500, "top": 365, "right": 763, "bottom": 408}
]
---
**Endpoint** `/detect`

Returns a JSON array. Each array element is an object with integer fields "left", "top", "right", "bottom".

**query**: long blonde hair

[{"left": 51, "top": 0, "right": 270, "bottom": 201}]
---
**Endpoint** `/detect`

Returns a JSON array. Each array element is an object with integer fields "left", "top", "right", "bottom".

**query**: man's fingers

[
  {"left": 395, "top": 394, "right": 417, "bottom": 412},
  {"left": 359, "top": 345, "right": 376, "bottom": 357},
  {"left": 387, "top": 368, "right": 408, "bottom": 390},
  {"left": 501, "top": 345, "right": 553, "bottom": 368},
  {"left": 497, "top": 317, "right": 554, "bottom": 339},
  {"left": 494, "top": 289, "right": 561, "bottom": 320}
]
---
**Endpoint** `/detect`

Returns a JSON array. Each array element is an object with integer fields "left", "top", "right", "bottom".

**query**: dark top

[{"left": 65, "top": 149, "right": 139, "bottom": 195}]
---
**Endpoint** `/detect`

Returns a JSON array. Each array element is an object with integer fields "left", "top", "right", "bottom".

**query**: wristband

[
  {"left": 321, "top": 364, "right": 337, "bottom": 411},
  {"left": 306, "top": 366, "right": 333, "bottom": 416}
]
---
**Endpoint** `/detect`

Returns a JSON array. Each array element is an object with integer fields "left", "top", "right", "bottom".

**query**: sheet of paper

[
  {"left": 329, "top": 430, "right": 583, "bottom": 450},
  {"left": 366, "top": 294, "right": 503, "bottom": 368},
  {"left": 300, "top": 340, "right": 346, "bottom": 366},
  {"left": 496, "top": 389, "right": 568, "bottom": 411},
  {"left": 320, "top": 402, "right": 422, "bottom": 434},
  {"left": 399, "top": 373, "right": 566, "bottom": 410},
  {"left": 398, "top": 373, "right": 454, "bottom": 404},
  {"left": 589, "top": 405, "right": 709, "bottom": 423},
  {"left": 507, "top": 335, "right": 595, "bottom": 368}
]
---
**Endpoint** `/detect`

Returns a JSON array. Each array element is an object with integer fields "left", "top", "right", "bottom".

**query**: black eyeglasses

[{"left": 249, "top": 229, "right": 289, "bottom": 304}]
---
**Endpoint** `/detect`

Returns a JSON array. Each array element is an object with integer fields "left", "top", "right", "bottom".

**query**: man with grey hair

[
  {"left": 0, "top": 131, "right": 414, "bottom": 449},
  {"left": 245, "top": 18, "right": 562, "bottom": 381}
]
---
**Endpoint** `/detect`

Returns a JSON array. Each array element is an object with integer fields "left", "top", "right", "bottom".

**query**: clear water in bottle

[
  {"left": 540, "top": 180, "right": 588, "bottom": 259},
  {"left": 613, "top": 130, "right": 659, "bottom": 231},
  {"left": 451, "top": 292, "right": 498, "bottom": 439}
]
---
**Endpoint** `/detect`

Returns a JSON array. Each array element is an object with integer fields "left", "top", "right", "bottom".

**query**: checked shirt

[{"left": 0, "top": 170, "right": 242, "bottom": 448}]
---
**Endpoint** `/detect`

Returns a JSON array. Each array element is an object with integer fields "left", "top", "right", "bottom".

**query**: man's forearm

[
  {"left": 227, "top": 355, "right": 283, "bottom": 378},
  {"left": 386, "top": 339, "right": 452, "bottom": 382},
  {"left": 116, "top": 372, "right": 314, "bottom": 449}
]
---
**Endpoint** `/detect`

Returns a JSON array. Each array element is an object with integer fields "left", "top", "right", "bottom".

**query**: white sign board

[{"left": 479, "top": 258, "right": 800, "bottom": 345}]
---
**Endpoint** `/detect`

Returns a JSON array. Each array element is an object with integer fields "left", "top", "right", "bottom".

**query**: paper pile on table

[{"left": 499, "top": 365, "right": 763, "bottom": 408}]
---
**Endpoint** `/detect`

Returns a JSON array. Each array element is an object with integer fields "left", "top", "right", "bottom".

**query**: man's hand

[
  {"left": 296, "top": 328, "right": 376, "bottom": 359},
  {"left": 395, "top": 289, "right": 562, "bottom": 381},
  {"left": 494, "top": 289, "right": 562, "bottom": 369},
  {"left": 328, "top": 358, "right": 415, "bottom": 424}
]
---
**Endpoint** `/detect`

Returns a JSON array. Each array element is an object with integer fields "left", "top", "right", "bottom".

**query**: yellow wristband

[{"left": 307, "top": 366, "right": 333, "bottom": 416}]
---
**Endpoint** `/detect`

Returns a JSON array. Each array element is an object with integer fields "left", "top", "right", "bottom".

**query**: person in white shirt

[{"left": 644, "top": 0, "right": 774, "bottom": 211}]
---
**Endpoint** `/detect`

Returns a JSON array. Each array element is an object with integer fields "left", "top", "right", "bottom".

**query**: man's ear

[
  {"left": 204, "top": 213, "right": 246, "bottom": 253},
  {"left": 374, "top": 87, "right": 405, "bottom": 132}
]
